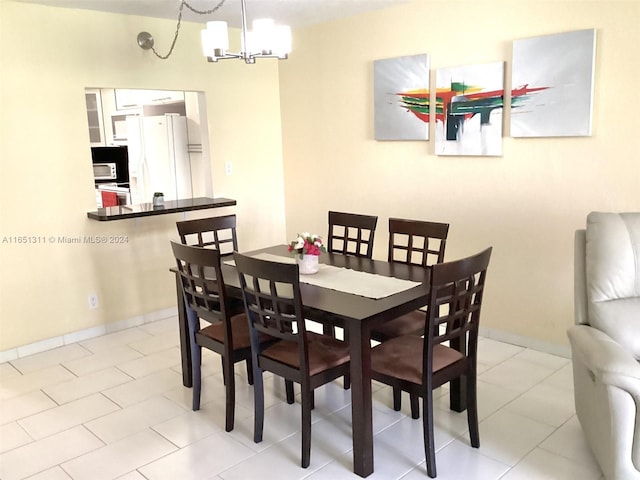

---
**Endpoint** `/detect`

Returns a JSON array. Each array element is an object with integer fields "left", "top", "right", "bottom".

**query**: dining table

[{"left": 171, "top": 244, "right": 465, "bottom": 477}]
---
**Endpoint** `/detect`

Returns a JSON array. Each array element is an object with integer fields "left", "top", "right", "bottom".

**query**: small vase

[{"left": 297, "top": 254, "right": 319, "bottom": 274}]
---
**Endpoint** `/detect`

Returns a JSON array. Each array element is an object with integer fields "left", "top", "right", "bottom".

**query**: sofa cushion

[{"left": 586, "top": 212, "right": 640, "bottom": 358}]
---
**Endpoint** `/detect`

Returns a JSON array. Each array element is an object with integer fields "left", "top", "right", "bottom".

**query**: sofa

[{"left": 568, "top": 212, "right": 640, "bottom": 479}]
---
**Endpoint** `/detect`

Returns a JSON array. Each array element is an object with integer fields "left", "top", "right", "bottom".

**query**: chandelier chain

[{"left": 150, "top": 0, "right": 227, "bottom": 60}]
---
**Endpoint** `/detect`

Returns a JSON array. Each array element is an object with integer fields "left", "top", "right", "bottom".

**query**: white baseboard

[
  {"left": 0, "top": 307, "right": 178, "bottom": 364},
  {"left": 479, "top": 326, "right": 571, "bottom": 359}
]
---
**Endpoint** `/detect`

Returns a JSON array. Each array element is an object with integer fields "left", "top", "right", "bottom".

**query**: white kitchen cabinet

[
  {"left": 85, "top": 89, "right": 105, "bottom": 146},
  {"left": 115, "top": 89, "right": 184, "bottom": 110}
]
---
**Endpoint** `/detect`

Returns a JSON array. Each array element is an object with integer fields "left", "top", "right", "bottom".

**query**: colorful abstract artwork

[
  {"left": 511, "top": 29, "right": 596, "bottom": 137},
  {"left": 435, "top": 62, "right": 505, "bottom": 156},
  {"left": 374, "top": 54, "right": 429, "bottom": 141}
]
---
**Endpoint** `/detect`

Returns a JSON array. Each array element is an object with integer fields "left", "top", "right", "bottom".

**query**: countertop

[{"left": 87, "top": 197, "right": 236, "bottom": 221}]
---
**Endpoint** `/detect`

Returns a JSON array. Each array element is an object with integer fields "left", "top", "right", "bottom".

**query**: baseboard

[
  {"left": 0, "top": 307, "right": 178, "bottom": 364},
  {"left": 479, "top": 326, "right": 571, "bottom": 359}
]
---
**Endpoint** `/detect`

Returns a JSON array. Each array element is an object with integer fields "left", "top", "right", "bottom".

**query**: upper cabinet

[
  {"left": 114, "top": 89, "right": 184, "bottom": 110},
  {"left": 85, "top": 89, "right": 106, "bottom": 146}
]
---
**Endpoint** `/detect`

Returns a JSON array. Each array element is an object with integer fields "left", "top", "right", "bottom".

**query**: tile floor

[{"left": 0, "top": 317, "right": 604, "bottom": 480}]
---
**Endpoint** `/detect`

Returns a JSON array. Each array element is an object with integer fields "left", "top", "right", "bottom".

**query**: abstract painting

[
  {"left": 374, "top": 54, "right": 429, "bottom": 140},
  {"left": 435, "top": 62, "right": 505, "bottom": 156},
  {"left": 511, "top": 29, "right": 596, "bottom": 137}
]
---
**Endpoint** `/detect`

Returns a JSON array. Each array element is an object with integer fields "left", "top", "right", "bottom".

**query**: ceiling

[{"left": 11, "top": 0, "right": 408, "bottom": 28}]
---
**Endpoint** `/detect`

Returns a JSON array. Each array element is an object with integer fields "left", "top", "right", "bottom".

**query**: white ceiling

[{"left": 11, "top": 0, "right": 408, "bottom": 28}]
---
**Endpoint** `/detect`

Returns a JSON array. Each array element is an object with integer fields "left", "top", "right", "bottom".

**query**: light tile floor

[{"left": 0, "top": 317, "right": 604, "bottom": 480}]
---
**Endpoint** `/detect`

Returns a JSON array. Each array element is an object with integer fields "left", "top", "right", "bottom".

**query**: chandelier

[{"left": 137, "top": 0, "right": 292, "bottom": 64}]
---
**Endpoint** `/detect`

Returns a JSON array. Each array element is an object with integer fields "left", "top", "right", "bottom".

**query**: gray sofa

[{"left": 568, "top": 212, "right": 640, "bottom": 479}]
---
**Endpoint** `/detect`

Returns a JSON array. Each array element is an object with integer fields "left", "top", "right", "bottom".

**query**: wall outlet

[
  {"left": 225, "top": 161, "right": 233, "bottom": 176},
  {"left": 88, "top": 293, "right": 99, "bottom": 310}
]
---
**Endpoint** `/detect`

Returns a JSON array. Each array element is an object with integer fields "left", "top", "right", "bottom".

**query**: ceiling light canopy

[{"left": 137, "top": 0, "right": 292, "bottom": 64}]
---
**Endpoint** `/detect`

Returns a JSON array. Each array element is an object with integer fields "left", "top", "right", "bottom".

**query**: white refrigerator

[{"left": 126, "top": 113, "right": 193, "bottom": 204}]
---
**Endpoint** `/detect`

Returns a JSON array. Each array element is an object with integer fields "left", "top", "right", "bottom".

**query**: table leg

[
  {"left": 175, "top": 272, "right": 192, "bottom": 388},
  {"left": 349, "top": 321, "right": 374, "bottom": 477}
]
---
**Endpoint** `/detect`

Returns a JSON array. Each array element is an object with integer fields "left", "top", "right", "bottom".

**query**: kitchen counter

[{"left": 87, "top": 197, "right": 236, "bottom": 221}]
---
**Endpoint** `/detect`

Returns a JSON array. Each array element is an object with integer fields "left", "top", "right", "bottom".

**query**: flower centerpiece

[{"left": 288, "top": 232, "right": 326, "bottom": 274}]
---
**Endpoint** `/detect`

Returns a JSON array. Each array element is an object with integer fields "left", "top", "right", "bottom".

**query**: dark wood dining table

[{"left": 172, "top": 245, "right": 462, "bottom": 477}]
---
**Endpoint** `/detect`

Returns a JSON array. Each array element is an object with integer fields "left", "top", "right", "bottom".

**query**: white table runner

[{"left": 225, "top": 253, "right": 420, "bottom": 300}]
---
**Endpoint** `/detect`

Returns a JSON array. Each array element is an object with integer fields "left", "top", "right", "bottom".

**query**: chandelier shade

[{"left": 138, "top": 0, "right": 291, "bottom": 64}]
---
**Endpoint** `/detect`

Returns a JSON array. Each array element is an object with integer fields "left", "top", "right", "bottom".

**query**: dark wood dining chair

[
  {"left": 170, "top": 241, "right": 275, "bottom": 432},
  {"left": 176, "top": 214, "right": 238, "bottom": 257},
  {"left": 325, "top": 210, "right": 378, "bottom": 388},
  {"left": 176, "top": 214, "right": 249, "bottom": 381},
  {"left": 234, "top": 252, "right": 350, "bottom": 468},
  {"left": 371, "top": 218, "right": 449, "bottom": 418},
  {"left": 327, "top": 210, "right": 378, "bottom": 258},
  {"left": 370, "top": 247, "right": 493, "bottom": 478}
]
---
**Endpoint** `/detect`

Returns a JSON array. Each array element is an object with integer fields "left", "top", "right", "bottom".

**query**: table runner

[{"left": 224, "top": 253, "right": 420, "bottom": 300}]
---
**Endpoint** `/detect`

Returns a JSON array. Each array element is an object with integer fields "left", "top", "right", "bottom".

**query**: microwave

[{"left": 93, "top": 163, "right": 117, "bottom": 180}]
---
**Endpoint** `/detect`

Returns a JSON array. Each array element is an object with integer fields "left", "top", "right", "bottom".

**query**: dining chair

[
  {"left": 371, "top": 218, "right": 449, "bottom": 418},
  {"left": 176, "top": 214, "right": 238, "bottom": 257},
  {"left": 370, "top": 247, "right": 492, "bottom": 478},
  {"left": 176, "top": 214, "right": 248, "bottom": 381},
  {"left": 325, "top": 210, "right": 378, "bottom": 388},
  {"left": 234, "top": 252, "right": 351, "bottom": 468},
  {"left": 170, "top": 241, "right": 275, "bottom": 432},
  {"left": 327, "top": 210, "right": 378, "bottom": 258}
]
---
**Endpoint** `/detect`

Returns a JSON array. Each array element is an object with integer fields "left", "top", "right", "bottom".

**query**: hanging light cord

[{"left": 149, "top": 0, "right": 227, "bottom": 60}]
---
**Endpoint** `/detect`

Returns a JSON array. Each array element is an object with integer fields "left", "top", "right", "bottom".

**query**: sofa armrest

[{"left": 568, "top": 324, "right": 640, "bottom": 392}]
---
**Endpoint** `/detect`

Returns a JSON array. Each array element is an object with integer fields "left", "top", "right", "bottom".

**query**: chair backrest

[
  {"left": 176, "top": 214, "right": 238, "bottom": 256},
  {"left": 234, "top": 253, "right": 311, "bottom": 370},
  {"left": 170, "top": 241, "right": 230, "bottom": 326},
  {"left": 388, "top": 218, "right": 449, "bottom": 267},
  {"left": 327, "top": 211, "right": 378, "bottom": 258},
  {"left": 583, "top": 212, "right": 640, "bottom": 357},
  {"left": 425, "top": 247, "right": 492, "bottom": 383}
]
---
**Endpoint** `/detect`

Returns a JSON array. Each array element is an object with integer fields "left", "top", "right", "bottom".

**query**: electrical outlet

[
  {"left": 225, "top": 161, "right": 233, "bottom": 176},
  {"left": 88, "top": 293, "right": 99, "bottom": 310}
]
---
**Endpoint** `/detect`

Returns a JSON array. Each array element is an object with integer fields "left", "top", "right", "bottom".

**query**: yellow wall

[
  {"left": 2, "top": 0, "right": 639, "bottom": 355},
  {"left": 0, "top": 1, "right": 286, "bottom": 351},
  {"left": 279, "top": 0, "right": 640, "bottom": 350}
]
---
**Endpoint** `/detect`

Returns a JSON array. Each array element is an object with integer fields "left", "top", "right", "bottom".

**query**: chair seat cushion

[
  {"left": 261, "top": 332, "right": 350, "bottom": 376},
  {"left": 200, "top": 313, "right": 270, "bottom": 350},
  {"left": 372, "top": 310, "right": 425, "bottom": 339},
  {"left": 371, "top": 335, "right": 464, "bottom": 385}
]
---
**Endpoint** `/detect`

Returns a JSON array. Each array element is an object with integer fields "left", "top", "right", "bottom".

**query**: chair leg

[
  {"left": 392, "top": 387, "right": 401, "bottom": 411},
  {"left": 191, "top": 345, "right": 202, "bottom": 411},
  {"left": 423, "top": 392, "right": 436, "bottom": 478},
  {"left": 223, "top": 357, "right": 235, "bottom": 432},
  {"left": 410, "top": 394, "right": 420, "bottom": 419},
  {"left": 187, "top": 309, "right": 202, "bottom": 411},
  {"left": 221, "top": 357, "right": 227, "bottom": 385},
  {"left": 301, "top": 386, "right": 313, "bottom": 468},
  {"left": 253, "top": 362, "right": 265, "bottom": 443},
  {"left": 285, "top": 380, "right": 295, "bottom": 404},
  {"left": 467, "top": 373, "right": 480, "bottom": 448},
  {"left": 246, "top": 357, "right": 254, "bottom": 385}
]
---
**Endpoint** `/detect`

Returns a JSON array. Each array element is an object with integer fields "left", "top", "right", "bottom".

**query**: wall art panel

[
  {"left": 435, "top": 61, "right": 505, "bottom": 156},
  {"left": 511, "top": 29, "right": 596, "bottom": 137},
  {"left": 374, "top": 54, "right": 430, "bottom": 141}
]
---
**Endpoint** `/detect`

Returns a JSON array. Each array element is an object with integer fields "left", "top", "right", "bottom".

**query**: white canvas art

[
  {"left": 435, "top": 62, "right": 504, "bottom": 156},
  {"left": 374, "top": 54, "right": 430, "bottom": 141},
  {"left": 511, "top": 29, "right": 596, "bottom": 137}
]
